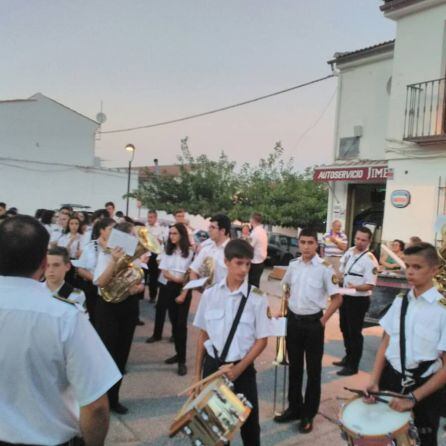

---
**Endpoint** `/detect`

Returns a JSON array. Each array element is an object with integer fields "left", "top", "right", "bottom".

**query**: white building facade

[
  {"left": 0, "top": 93, "right": 138, "bottom": 216},
  {"left": 316, "top": 0, "right": 446, "bottom": 245}
]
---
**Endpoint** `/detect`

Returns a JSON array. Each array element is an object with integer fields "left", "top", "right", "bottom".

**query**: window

[{"left": 338, "top": 136, "right": 360, "bottom": 160}]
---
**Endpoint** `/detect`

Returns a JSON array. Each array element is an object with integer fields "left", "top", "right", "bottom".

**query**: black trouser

[
  {"left": 147, "top": 254, "right": 160, "bottom": 300},
  {"left": 165, "top": 282, "right": 192, "bottom": 364},
  {"left": 78, "top": 279, "right": 98, "bottom": 327},
  {"left": 380, "top": 361, "right": 442, "bottom": 446},
  {"left": 203, "top": 354, "right": 260, "bottom": 446},
  {"left": 152, "top": 283, "right": 172, "bottom": 339},
  {"left": 286, "top": 310, "right": 324, "bottom": 419},
  {"left": 95, "top": 296, "right": 138, "bottom": 406},
  {"left": 339, "top": 295, "right": 370, "bottom": 370},
  {"left": 248, "top": 262, "right": 264, "bottom": 288}
]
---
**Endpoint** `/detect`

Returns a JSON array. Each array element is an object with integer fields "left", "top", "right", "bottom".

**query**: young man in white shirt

[{"left": 248, "top": 212, "right": 268, "bottom": 287}]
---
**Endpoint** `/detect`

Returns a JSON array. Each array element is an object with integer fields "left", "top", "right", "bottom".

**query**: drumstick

[
  {"left": 343, "top": 387, "right": 389, "bottom": 404},
  {"left": 178, "top": 366, "right": 233, "bottom": 397}
]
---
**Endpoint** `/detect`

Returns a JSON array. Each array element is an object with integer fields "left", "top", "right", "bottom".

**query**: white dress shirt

[
  {"left": 146, "top": 222, "right": 166, "bottom": 244},
  {"left": 158, "top": 249, "right": 193, "bottom": 285},
  {"left": 193, "top": 279, "right": 271, "bottom": 362},
  {"left": 0, "top": 276, "right": 121, "bottom": 444},
  {"left": 190, "top": 239, "right": 229, "bottom": 285},
  {"left": 250, "top": 225, "right": 268, "bottom": 264},
  {"left": 76, "top": 240, "right": 99, "bottom": 274},
  {"left": 42, "top": 281, "right": 86, "bottom": 307},
  {"left": 380, "top": 287, "right": 446, "bottom": 377},
  {"left": 340, "top": 247, "right": 378, "bottom": 296},
  {"left": 57, "top": 233, "right": 82, "bottom": 259},
  {"left": 281, "top": 255, "right": 339, "bottom": 315}
]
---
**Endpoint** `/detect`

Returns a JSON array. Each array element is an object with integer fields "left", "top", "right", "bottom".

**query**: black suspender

[
  {"left": 213, "top": 285, "right": 252, "bottom": 364},
  {"left": 57, "top": 282, "right": 74, "bottom": 299},
  {"left": 345, "top": 250, "right": 369, "bottom": 277}
]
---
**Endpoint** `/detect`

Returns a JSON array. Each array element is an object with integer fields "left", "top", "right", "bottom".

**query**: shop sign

[
  {"left": 391, "top": 190, "right": 411, "bottom": 208},
  {"left": 313, "top": 166, "right": 393, "bottom": 182}
]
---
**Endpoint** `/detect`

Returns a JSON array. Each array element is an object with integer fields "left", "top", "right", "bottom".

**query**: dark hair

[
  {"left": 355, "top": 226, "right": 373, "bottom": 240},
  {"left": 122, "top": 216, "right": 134, "bottom": 224},
  {"left": 210, "top": 214, "right": 231, "bottom": 236},
  {"left": 251, "top": 212, "right": 263, "bottom": 224},
  {"left": 34, "top": 209, "right": 44, "bottom": 220},
  {"left": 410, "top": 236, "right": 422, "bottom": 244},
  {"left": 165, "top": 223, "right": 191, "bottom": 258},
  {"left": 64, "top": 216, "right": 83, "bottom": 235},
  {"left": 224, "top": 239, "right": 254, "bottom": 261},
  {"left": 48, "top": 246, "right": 70, "bottom": 264},
  {"left": 0, "top": 202, "right": 6, "bottom": 209},
  {"left": 0, "top": 216, "right": 49, "bottom": 277},
  {"left": 105, "top": 201, "right": 115, "bottom": 209},
  {"left": 298, "top": 227, "right": 318, "bottom": 242},
  {"left": 59, "top": 206, "right": 72, "bottom": 214},
  {"left": 115, "top": 211, "right": 124, "bottom": 218},
  {"left": 76, "top": 211, "right": 90, "bottom": 225},
  {"left": 40, "top": 209, "right": 55, "bottom": 225},
  {"left": 148, "top": 210, "right": 157, "bottom": 216},
  {"left": 91, "top": 208, "right": 110, "bottom": 222},
  {"left": 115, "top": 221, "right": 134, "bottom": 234},
  {"left": 174, "top": 208, "right": 185, "bottom": 215},
  {"left": 92, "top": 217, "right": 115, "bottom": 240},
  {"left": 404, "top": 242, "right": 439, "bottom": 266},
  {"left": 393, "top": 239, "right": 405, "bottom": 251},
  {"left": 6, "top": 209, "right": 18, "bottom": 217}
]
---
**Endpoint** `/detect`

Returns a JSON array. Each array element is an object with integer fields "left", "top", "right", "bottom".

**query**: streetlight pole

[{"left": 125, "top": 144, "right": 135, "bottom": 216}]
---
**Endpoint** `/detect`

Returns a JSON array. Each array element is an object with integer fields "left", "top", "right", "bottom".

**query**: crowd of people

[{"left": 0, "top": 203, "right": 446, "bottom": 446}]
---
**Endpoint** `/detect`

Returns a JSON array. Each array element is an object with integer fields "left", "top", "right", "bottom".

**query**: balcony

[{"left": 403, "top": 77, "right": 446, "bottom": 144}]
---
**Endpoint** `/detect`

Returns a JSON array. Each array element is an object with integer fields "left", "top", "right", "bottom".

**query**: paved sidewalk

[{"left": 106, "top": 270, "right": 446, "bottom": 445}]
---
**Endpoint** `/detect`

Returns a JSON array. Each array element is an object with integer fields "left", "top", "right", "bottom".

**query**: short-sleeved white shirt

[
  {"left": 380, "top": 287, "right": 446, "bottom": 377},
  {"left": 57, "top": 233, "right": 82, "bottom": 259},
  {"left": 281, "top": 255, "right": 339, "bottom": 315},
  {"left": 93, "top": 249, "right": 112, "bottom": 285},
  {"left": 251, "top": 225, "right": 268, "bottom": 264},
  {"left": 42, "top": 281, "right": 87, "bottom": 307},
  {"left": 193, "top": 279, "right": 271, "bottom": 362},
  {"left": 0, "top": 276, "right": 121, "bottom": 444},
  {"left": 76, "top": 240, "right": 99, "bottom": 274},
  {"left": 340, "top": 247, "right": 378, "bottom": 296},
  {"left": 146, "top": 222, "right": 166, "bottom": 245},
  {"left": 158, "top": 249, "right": 193, "bottom": 285},
  {"left": 49, "top": 225, "right": 64, "bottom": 244},
  {"left": 190, "top": 239, "right": 229, "bottom": 285}
]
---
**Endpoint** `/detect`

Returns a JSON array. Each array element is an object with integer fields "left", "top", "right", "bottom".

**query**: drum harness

[
  {"left": 399, "top": 291, "right": 436, "bottom": 392},
  {"left": 212, "top": 285, "right": 252, "bottom": 367}
]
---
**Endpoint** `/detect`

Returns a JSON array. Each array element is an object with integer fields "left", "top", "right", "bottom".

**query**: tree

[{"left": 133, "top": 145, "right": 328, "bottom": 228}]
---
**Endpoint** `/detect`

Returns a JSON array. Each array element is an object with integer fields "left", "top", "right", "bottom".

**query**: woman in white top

[
  {"left": 148, "top": 223, "right": 193, "bottom": 376},
  {"left": 57, "top": 216, "right": 83, "bottom": 259}
]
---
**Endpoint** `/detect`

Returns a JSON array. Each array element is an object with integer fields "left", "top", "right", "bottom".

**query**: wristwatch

[{"left": 407, "top": 392, "right": 417, "bottom": 404}]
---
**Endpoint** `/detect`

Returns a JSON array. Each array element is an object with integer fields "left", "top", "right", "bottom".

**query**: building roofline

[
  {"left": 0, "top": 99, "right": 36, "bottom": 104},
  {"left": 29, "top": 93, "right": 99, "bottom": 125},
  {"left": 380, "top": 0, "right": 426, "bottom": 12},
  {"left": 328, "top": 40, "right": 395, "bottom": 66}
]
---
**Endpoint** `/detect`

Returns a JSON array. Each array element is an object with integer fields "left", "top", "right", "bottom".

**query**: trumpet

[{"left": 272, "top": 283, "right": 289, "bottom": 416}]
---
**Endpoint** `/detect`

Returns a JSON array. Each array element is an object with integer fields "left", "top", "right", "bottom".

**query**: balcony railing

[{"left": 404, "top": 77, "right": 446, "bottom": 143}]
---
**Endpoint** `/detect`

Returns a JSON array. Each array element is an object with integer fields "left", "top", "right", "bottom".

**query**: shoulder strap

[
  {"left": 346, "top": 250, "right": 369, "bottom": 275},
  {"left": 399, "top": 290, "right": 410, "bottom": 381},
  {"left": 216, "top": 285, "right": 252, "bottom": 364},
  {"left": 58, "top": 282, "right": 74, "bottom": 299}
]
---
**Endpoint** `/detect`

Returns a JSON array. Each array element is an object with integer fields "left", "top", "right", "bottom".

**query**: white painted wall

[
  {"left": 0, "top": 93, "right": 98, "bottom": 167},
  {"left": 385, "top": 2, "right": 446, "bottom": 147},
  {"left": 336, "top": 54, "right": 394, "bottom": 161},
  {"left": 0, "top": 160, "right": 139, "bottom": 217}
]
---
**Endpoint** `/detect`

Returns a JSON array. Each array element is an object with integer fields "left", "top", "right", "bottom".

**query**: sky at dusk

[{"left": 1, "top": 0, "right": 395, "bottom": 171}]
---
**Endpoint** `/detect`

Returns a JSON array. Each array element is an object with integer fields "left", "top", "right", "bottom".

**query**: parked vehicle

[{"left": 266, "top": 233, "right": 299, "bottom": 266}]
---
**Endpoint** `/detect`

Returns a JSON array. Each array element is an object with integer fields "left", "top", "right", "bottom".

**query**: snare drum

[
  {"left": 339, "top": 397, "right": 418, "bottom": 445},
  {"left": 170, "top": 376, "right": 252, "bottom": 446}
]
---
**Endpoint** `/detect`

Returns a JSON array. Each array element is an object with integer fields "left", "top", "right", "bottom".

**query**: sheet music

[
  {"left": 183, "top": 277, "right": 209, "bottom": 290},
  {"left": 107, "top": 228, "right": 138, "bottom": 256}
]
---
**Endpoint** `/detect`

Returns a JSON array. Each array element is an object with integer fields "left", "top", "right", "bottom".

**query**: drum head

[{"left": 341, "top": 398, "right": 411, "bottom": 436}]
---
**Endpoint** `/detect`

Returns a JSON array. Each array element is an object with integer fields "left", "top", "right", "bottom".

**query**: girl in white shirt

[
  {"left": 149, "top": 223, "right": 193, "bottom": 376},
  {"left": 57, "top": 216, "right": 83, "bottom": 259}
]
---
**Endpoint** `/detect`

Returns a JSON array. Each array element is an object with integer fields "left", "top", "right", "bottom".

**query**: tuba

[{"left": 100, "top": 227, "right": 161, "bottom": 304}]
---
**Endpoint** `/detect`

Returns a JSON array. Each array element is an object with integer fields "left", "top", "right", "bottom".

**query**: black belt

[
  {"left": 0, "top": 439, "right": 82, "bottom": 446},
  {"left": 345, "top": 273, "right": 363, "bottom": 278},
  {"left": 288, "top": 310, "right": 323, "bottom": 321},
  {"left": 205, "top": 352, "right": 241, "bottom": 366}
]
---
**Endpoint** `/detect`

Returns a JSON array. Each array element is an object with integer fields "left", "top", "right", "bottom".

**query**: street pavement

[{"left": 106, "top": 269, "right": 446, "bottom": 446}]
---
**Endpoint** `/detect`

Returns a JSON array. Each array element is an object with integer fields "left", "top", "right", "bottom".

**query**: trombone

[{"left": 272, "top": 283, "right": 289, "bottom": 416}]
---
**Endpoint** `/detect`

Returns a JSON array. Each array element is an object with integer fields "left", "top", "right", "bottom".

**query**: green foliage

[{"left": 133, "top": 146, "right": 328, "bottom": 228}]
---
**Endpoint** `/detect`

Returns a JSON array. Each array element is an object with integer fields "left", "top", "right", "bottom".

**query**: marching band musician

[
  {"left": 193, "top": 239, "right": 270, "bottom": 446},
  {"left": 274, "top": 228, "right": 342, "bottom": 433},
  {"left": 155, "top": 223, "right": 194, "bottom": 376},
  {"left": 94, "top": 221, "right": 144, "bottom": 415},
  {"left": 335, "top": 226, "right": 378, "bottom": 376},
  {"left": 0, "top": 215, "right": 121, "bottom": 445},
  {"left": 43, "top": 246, "right": 86, "bottom": 308},
  {"left": 189, "top": 214, "right": 231, "bottom": 285},
  {"left": 365, "top": 243, "right": 446, "bottom": 446}
]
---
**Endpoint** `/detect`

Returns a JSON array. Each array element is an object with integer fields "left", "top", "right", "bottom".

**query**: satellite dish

[{"left": 96, "top": 112, "right": 107, "bottom": 124}]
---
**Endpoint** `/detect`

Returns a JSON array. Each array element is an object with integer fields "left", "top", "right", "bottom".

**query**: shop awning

[{"left": 313, "top": 160, "right": 393, "bottom": 183}]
